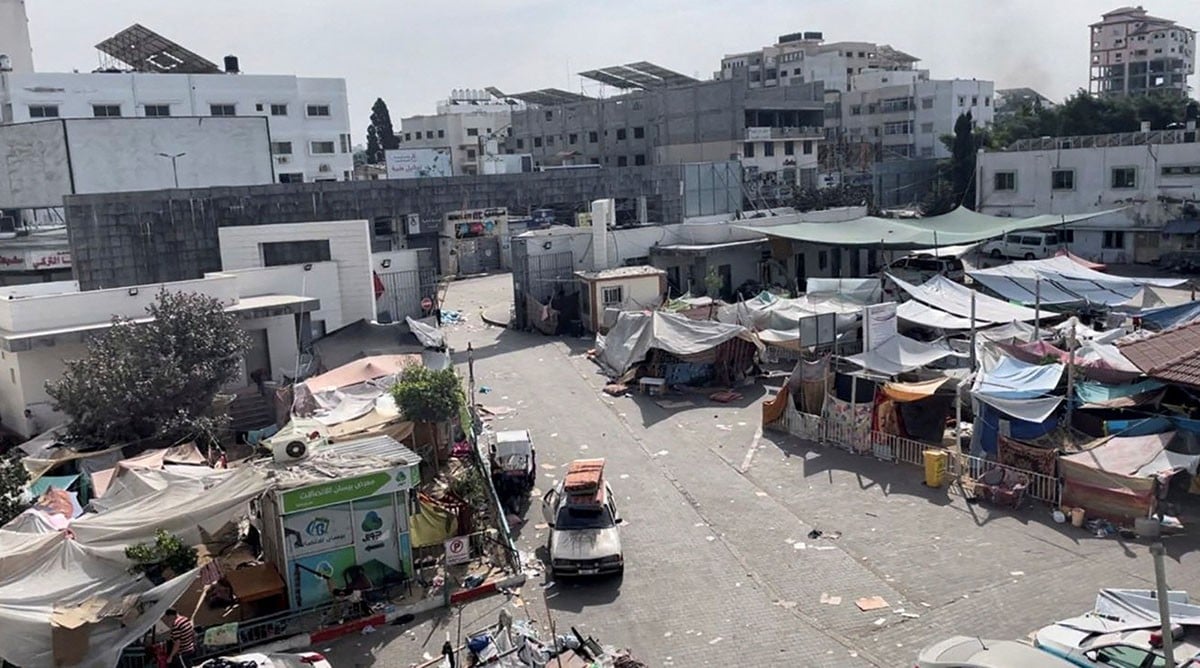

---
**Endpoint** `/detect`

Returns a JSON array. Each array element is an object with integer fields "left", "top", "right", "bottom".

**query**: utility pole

[
  {"left": 1150, "top": 542, "right": 1176, "bottom": 668},
  {"left": 157, "top": 152, "right": 186, "bottom": 188}
]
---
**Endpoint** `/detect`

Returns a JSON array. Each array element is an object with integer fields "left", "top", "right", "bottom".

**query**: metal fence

[
  {"left": 774, "top": 402, "right": 1061, "bottom": 506},
  {"left": 511, "top": 241, "right": 576, "bottom": 330},
  {"left": 377, "top": 266, "right": 438, "bottom": 324}
]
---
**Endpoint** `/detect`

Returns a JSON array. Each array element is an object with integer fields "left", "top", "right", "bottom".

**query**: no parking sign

[{"left": 444, "top": 536, "right": 470, "bottom": 565}]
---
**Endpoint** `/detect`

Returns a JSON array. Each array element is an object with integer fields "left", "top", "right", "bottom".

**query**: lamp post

[{"left": 156, "top": 152, "right": 186, "bottom": 188}]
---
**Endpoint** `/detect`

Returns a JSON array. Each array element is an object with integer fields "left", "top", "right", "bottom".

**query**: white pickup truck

[{"left": 541, "top": 459, "right": 625, "bottom": 577}]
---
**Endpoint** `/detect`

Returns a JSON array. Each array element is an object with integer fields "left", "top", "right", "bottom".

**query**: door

[
  {"left": 541, "top": 488, "right": 560, "bottom": 526},
  {"left": 794, "top": 253, "right": 807, "bottom": 292},
  {"left": 718, "top": 264, "right": 732, "bottom": 300},
  {"left": 244, "top": 329, "right": 271, "bottom": 384}
]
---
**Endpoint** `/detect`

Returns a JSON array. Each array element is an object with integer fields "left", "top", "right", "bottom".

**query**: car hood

[
  {"left": 550, "top": 527, "right": 621, "bottom": 561},
  {"left": 1034, "top": 622, "right": 1094, "bottom": 655}
]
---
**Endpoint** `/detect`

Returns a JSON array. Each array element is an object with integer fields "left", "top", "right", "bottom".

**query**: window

[
  {"left": 634, "top": 154, "right": 646, "bottom": 166},
  {"left": 884, "top": 121, "right": 913, "bottom": 135},
  {"left": 306, "top": 104, "right": 331, "bottom": 117},
  {"left": 28, "top": 104, "right": 59, "bottom": 118},
  {"left": 414, "top": 131, "right": 422, "bottom": 139},
  {"left": 920, "top": 122, "right": 934, "bottom": 134},
  {"left": 270, "top": 104, "right": 288, "bottom": 116},
  {"left": 958, "top": 96, "right": 965, "bottom": 106},
  {"left": 261, "top": 240, "right": 331, "bottom": 267},
  {"left": 278, "top": 172, "right": 304, "bottom": 183},
  {"left": 271, "top": 141, "right": 293, "bottom": 155},
  {"left": 803, "top": 140, "right": 813, "bottom": 155},
  {"left": 985, "top": 96, "right": 991, "bottom": 107},
  {"left": 1111, "top": 166, "right": 1137, "bottom": 189},
  {"left": 516, "top": 138, "right": 525, "bottom": 149},
  {"left": 340, "top": 133, "right": 351, "bottom": 153},
  {"left": 1020, "top": 236, "right": 1041, "bottom": 246},
  {"left": 617, "top": 156, "right": 628, "bottom": 167},
  {"left": 849, "top": 105, "right": 862, "bottom": 116},
  {"left": 438, "top": 129, "right": 445, "bottom": 138},
  {"left": 616, "top": 128, "right": 627, "bottom": 140},
  {"left": 404, "top": 132, "right": 412, "bottom": 141},
  {"left": 633, "top": 126, "right": 645, "bottom": 139},
  {"left": 210, "top": 104, "right": 236, "bottom": 116},
  {"left": 143, "top": 104, "right": 171, "bottom": 117},
  {"left": 92, "top": 104, "right": 121, "bottom": 117},
  {"left": 971, "top": 96, "right": 978, "bottom": 106},
  {"left": 743, "top": 142, "right": 756, "bottom": 158},
  {"left": 1103, "top": 231, "right": 1126, "bottom": 249},
  {"left": 466, "top": 149, "right": 476, "bottom": 159},
  {"left": 818, "top": 250, "right": 828, "bottom": 270},
  {"left": 467, "top": 128, "right": 479, "bottom": 137},
  {"left": 922, "top": 97, "right": 934, "bottom": 109},
  {"left": 762, "top": 141, "right": 775, "bottom": 157},
  {"left": 544, "top": 110, "right": 553, "bottom": 121},
  {"left": 784, "top": 141, "right": 795, "bottom": 155},
  {"left": 590, "top": 157, "right": 600, "bottom": 165},
  {"left": 546, "top": 136, "right": 554, "bottom": 146},
  {"left": 310, "top": 141, "right": 335, "bottom": 154},
  {"left": 1089, "top": 645, "right": 1155, "bottom": 668},
  {"left": 993, "top": 171, "right": 1017, "bottom": 191},
  {"left": 1061, "top": 230, "right": 1075, "bottom": 243},
  {"left": 1162, "top": 165, "right": 1200, "bottom": 176},
  {"left": 601, "top": 285, "right": 624, "bottom": 305},
  {"left": 1051, "top": 169, "right": 1075, "bottom": 190},
  {"left": 533, "top": 137, "right": 542, "bottom": 148}
]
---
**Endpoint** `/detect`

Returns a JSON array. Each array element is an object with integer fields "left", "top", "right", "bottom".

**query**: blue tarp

[
  {"left": 1075, "top": 379, "right": 1165, "bottom": 405},
  {"left": 27, "top": 474, "right": 79, "bottom": 498},
  {"left": 1105, "top": 417, "right": 1174, "bottom": 437},
  {"left": 1142, "top": 300, "right": 1200, "bottom": 331},
  {"left": 974, "top": 403, "right": 1059, "bottom": 456},
  {"left": 975, "top": 357, "right": 1065, "bottom": 399}
]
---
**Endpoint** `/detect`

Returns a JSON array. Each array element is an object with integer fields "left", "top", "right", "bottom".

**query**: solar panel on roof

[
  {"left": 96, "top": 24, "right": 221, "bottom": 74},
  {"left": 579, "top": 69, "right": 639, "bottom": 89}
]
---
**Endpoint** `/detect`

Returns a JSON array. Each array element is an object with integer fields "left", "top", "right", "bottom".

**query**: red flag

[{"left": 373, "top": 272, "right": 385, "bottom": 300}]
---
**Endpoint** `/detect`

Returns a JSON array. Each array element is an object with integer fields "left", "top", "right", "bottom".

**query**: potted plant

[{"left": 124, "top": 529, "right": 198, "bottom": 585}]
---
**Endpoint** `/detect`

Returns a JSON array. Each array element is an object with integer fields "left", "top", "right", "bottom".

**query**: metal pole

[
  {"left": 171, "top": 156, "right": 179, "bottom": 188},
  {"left": 1066, "top": 321, "right": 1077, "bottom": 427},
  {"left": 1034, "top": 277, "right": 1041, "bottom": 341},
  {"left": 969, "top": 292, "right": 977, "bottom": 370},
  {"left": 1150, "top": 542, "right": 1177, "bottom": 668}
]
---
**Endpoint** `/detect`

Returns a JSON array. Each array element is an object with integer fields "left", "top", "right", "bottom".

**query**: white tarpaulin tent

[
  {"left": 595, "top": 310, "right": 760, "bottom": 376},
  {"left": 970, "top": 256, "right": 1189, "bottom": 306},
  {"left": 845, "top": 335, "right": 960, "bottom": 376},
  {"left": 0, "top": 466, "right": 270, "bottom": 668},
  {"left": 888, "top": 274, "right": 1041, "bottom": 325}
]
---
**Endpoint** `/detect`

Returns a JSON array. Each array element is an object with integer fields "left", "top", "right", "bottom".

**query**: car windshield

[{"left": 556, "top": 505, "right": 615, "bottom": 530}]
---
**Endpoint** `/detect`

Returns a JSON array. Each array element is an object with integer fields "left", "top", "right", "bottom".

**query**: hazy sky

[{"left": 23, "top": 1, "right": 1200, "bottom": 141}]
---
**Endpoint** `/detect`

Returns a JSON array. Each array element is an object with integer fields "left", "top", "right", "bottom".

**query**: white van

[{"left": 981, "top": 231, "right": 1061, "bottom": 260}]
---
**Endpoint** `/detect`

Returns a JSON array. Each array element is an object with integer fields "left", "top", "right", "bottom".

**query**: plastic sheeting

[
  {"left": 1075, "top": 379, "right": 1165, "bottom": 407},
  {"left": 973, "top": 357, "right": 1064, "bottom": 399},
  {"left": 844, "top": 335, "right": 959, "bottom": 376},
  {"left": 805, "top": 277, "right": 883, "bottom": 303},
  {"left": 888, "top": 274, "right": 1040, "bottom": 324},
  {"left": 405, "top": 316, "right": 446, "bottom": 349},
  {"left": 969, "top": 256, "right": 1188, "bottom": 306},
  {"left": 897, "top": 300, "right": 977, "bottom": 330},
  {"left": 882, "top": 377, "right": 951, "bottom": 402},
  {"left": 594, "top": 310, "right": 760, "bottom": 376},
  {"left": 1141, "top": 299, "right": 1200, "bottom": 331}
]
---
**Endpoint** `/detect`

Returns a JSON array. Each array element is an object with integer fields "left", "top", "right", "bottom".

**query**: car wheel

[
  {"left": 1024, "top": 253, "right": 1035, "bottom": 260},
  {"left": 990, "top": 249, "right": 1003, "bottom": 259}
]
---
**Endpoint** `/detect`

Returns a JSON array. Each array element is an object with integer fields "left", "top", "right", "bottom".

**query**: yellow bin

[{"left": 923, "top": 450, "right": 948, "bottom": 488}]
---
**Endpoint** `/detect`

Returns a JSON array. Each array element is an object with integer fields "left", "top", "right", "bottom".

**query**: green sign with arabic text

[{"left": 280, "top": 465, "right": 414, "bottom": 514}]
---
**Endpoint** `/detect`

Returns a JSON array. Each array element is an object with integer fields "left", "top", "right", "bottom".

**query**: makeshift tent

[
  {"left": 882, "top": 377, "right": 950, "bottom": 402},
  {"left": 971, "top": 356, "right": 1064, "bottom": 424},
  {"left": 887, "top": 274, "right": 1040, "bottom": 325},
  {"left": 844, "top": 335, "right": 959, "bottom": 376},
  {"left": 594, "top": 310, "right": 760, "bottom": 376},
  {"left": 717, "top": 291, "right": 862, "bottom": 341},
  {"left": 1114, "top": 285, "right": 1196, "bottom": 313},
  {"left": 744, "top": 207, "right": 1114, "bottom": 249},
  {"left": 1060, "top": 432, "right": 1200, "bottom": 523},
  {"left": 305, "top": 354, "right": 425, "bottom": 392},
  {"left": 897, "top": 301, "right": 976, "bottom": 330},
  {"left": 1141, "top": 299, "right": 1200, "bottom": 331},
  {"left": 1075, "top": 379, "right": 1166, "bottom": 408},
  {"left": 969, "top": 256, "right": 1188, "bottom": 306},
  {"left": 1056, "top": 248, "right": 1106, "bottom": 270},
  {"left": 805, "top": 277, "right": 883, "bottom": 303}
]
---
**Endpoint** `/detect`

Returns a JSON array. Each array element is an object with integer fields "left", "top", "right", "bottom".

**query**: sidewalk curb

[
  {"left": 256, "top": 574, "right": 527, "bottom": 651},
  {"left": 480, "top": 307, "right": 513, "bottom": 329}
]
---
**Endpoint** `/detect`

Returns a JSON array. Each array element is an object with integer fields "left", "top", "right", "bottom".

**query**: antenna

[{"left": 977, "top": 637, "right": 988, "bottom": 651}]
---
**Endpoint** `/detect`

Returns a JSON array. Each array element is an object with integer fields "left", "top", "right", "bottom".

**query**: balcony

[{"left": 745, "top": 126, "right": 824, "bottom": 141}]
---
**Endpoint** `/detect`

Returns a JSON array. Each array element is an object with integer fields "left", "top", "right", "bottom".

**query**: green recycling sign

[{"left": 280, "top": 465, "right": 415, "bottom": 514}]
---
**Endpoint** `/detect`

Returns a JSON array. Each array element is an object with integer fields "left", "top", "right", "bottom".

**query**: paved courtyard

[{"left": 318, "top": 273, "right": 1199, "bottom": 667}]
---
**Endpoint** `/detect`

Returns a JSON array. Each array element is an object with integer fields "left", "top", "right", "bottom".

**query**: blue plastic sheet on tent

[
  {"left": 1106, "top": 416, "right": 1174, "bottom": 437},
  {"left": 1075, "top": 379, "right": 1165, "bottom": 405},
  {"left": 1142, "top": 300, "right": 1200, "bottom": 331},
  {"left": 27, "top": 474, "right": 79, "bottom": 498},
  {"left": 974, "top": 403, "right": 1059, "bottom": 456},
  {"left": 975, "top": 357, "right": 1064, "bottom": 399}
]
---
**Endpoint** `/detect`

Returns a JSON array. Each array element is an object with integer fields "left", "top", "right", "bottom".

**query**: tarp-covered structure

[
  {"left": 889, "top": 274, "right": 1040, "bottom": 329},
  {"left": 743, "top": 207, "right": 1115, "bottom": 250},
  {"left": 718, "top": 291, "right": 862, "bottom": 351},
  {"left": 595, "top": 310, "right": 760, "bottom": 377},
  {"left": 293, "top": 353, "right": 448, "bottom": 429},
  {"left": 845, "top": 336, "right": 960, "bottom": 376},
  {"left": 0, "top": 466, "right": 270, "bottom": 668},
  {"left": 969, "top": 256, "right": 1189, "bottom": 307},
  {"left": 1060, "top": 432, "right": 1200, "bottom": 522}
]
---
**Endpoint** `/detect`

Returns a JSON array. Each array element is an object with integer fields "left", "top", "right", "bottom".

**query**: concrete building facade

[
  {"left": 976, "top": 131, "right": 1200, "bottom": 263},
  {"left": 0, "top": 0, "right": 33, "bottom": 75},
  {"left": 0, "top": 70, "right": 353, "bottom": 184},
  {"left": 1090, "top": 6, "right": 1196, "bottom": 97},
  {"left": 506, "top": 78, "right": 824, "bottom": 190},
  {"left": 398, "top": 89, "right": 522, "bottom": 176},
  {"left": 717, "top": 32, "right": 918, "bottom": 94}
]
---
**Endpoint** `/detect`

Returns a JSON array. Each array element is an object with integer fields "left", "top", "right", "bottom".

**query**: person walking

[{"left": 162, "top": 608, "right": 196, "bottom": 668}]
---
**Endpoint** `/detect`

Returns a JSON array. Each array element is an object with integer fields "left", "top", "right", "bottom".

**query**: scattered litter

[
  {"left": 441, "top": 309, "right": 464, "bottom": 323},
  {"left": 737, "top": 421, "right": 747, "bottom": 426},
  {"left": 706, "top": 536, "right": 716, "bottom": 542},
  {"left": 774, "top": 599, "right": 798, "bottom": 609},
  {"left": 865, "top": 512, "right": 879, "bottom": 517},
  {"left": 755, "top": 491, "right": 768, "bottom": 497},
  {"left": 694, "top": 523, "right": 705, "bottom": 527},
  {"left": 603, "top": 383, "right": 629, "bottom": 396},
  {"left": 540, "top": 463, "right": 557, "bottom": 470},
  {"left": 1010, "top": 571, "right": 1025, "bottom": 576},
  {"left": 709, "top": 391, "right": 742, "bottom": 403},
  {"left": 479, "top": 385, "right": 491, "bottom": 394},
  {"left": 653, "top": 449, "right": 669, "bottom": 457},
  {"left": 793, "top": 542, "right": 807, "bottom": 550},
  {"left": 656, "top": 399, "right": 696, "bottom": 409},
  {"left": 478, "top": 404, "right": 514, "bottom": 416},
  {"left": 873, "top": 618, "right": 886, "bottom": 626},
  {"left": 812, "top": 546, "right": 837, "bottom": 551},
  {"left": 664, "top": 631, "right": 673, "bottom": 638},
  {"left": 534, "top": 523, "right": 549, "bottom": 530},
  {"left": 900, "top": 612, "right": 920, "bottom": 619},
  {"left": 708, "top": 637, "right": 723, "bottom": 645},
  {"left": 619, "top": 474, "right": 629, "bottom": 479},
  {"left": 807, "top": 529, "right": 823, "bottom": 539},
  {"left": 819, "top": 593, "right": 842, "bottom": 605},
  {"left": 361, "top": 625, "right": 375, "bottom": 635},
  {"left": 823, "top": 531, "right": 842, "bottom": 540},
  {"left": 422, "top": 652, "right": 433, "bottom": 661},
  {"left": 919, "top": 602, "right": 931, "bottom": 608},
  {"left": 856, "top": 596, "right": 890, "bottom": 612},
  {"left": 550, "top": 433, "right": 559, "bottom": 438},
  {"left": 715, "top": 424, "right": 733, "bottom": 432},
  {"left": 544, "top": 473, "right": 557, "bottom": 479},
  {"left": 579, "top": 444, "right": 589, "bottom": 450}
]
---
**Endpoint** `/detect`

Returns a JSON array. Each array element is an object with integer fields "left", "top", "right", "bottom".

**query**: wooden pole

[
  {"left": 969, "top": 292, "right": 977, "bottom": 370},
  {"left": 1034, "top": 277, "right": 1042, "bottom": 342},
  {"left": 1066, "top": 320, "right": 1077, "bottom": 428}
]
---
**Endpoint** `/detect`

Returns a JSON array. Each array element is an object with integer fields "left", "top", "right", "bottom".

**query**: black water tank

[{"left": 224, "top": 55, "right": 240, "bottom": 74}]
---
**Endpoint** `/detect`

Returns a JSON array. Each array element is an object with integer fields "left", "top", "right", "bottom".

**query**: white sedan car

[
  {"left": 917, "top": 636, "right": 1077, "bottom": 667},
  {"left": 201, "top": 652, "right": 331, "bottom": 668},
  {"left": 1035, "top": 621, "right": 1200, "bottom": 667}
]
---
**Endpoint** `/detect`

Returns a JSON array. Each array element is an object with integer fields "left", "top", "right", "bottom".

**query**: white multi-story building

[
  {"left": 0, "top": 0, "right": 33, "bottom": 74},
  {"left": 398, "top": 89, "right": 522, "bottom": 176},
  {"left": 1090, "top": 6, "right": 1196, "bottom": 97},
  {"left": 976, "top": 131, "right": 1200, "bottom": 264},
  {"left": 717, "top": 31, "right": 918, "bottom": 94},
  {"left": 839, "top": 70, "right": 994, "bottom": 161},
  {"left": 0, "top": 71, "right": 353, "bottom": 184}
]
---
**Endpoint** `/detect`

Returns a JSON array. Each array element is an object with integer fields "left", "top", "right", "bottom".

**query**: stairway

[{"left": 227, "top": 387, "right": 277, "bottom": 433}]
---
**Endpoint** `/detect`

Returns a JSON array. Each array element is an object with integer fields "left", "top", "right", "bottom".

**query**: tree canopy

[
  {"left": 0, "top": 453, "right": 28, "bottom": 526},
  {"left": 990, "top": 90, "right": 1195, "bottom": 147},
  {"left": 46, "top": 290, "right": 249, "bottom": 446},
  {"left": 367, "top": 98, "right": 400, "bottom": 164},
  {"left": 390, "top": 366, "right": 464, "bottom": 424}
]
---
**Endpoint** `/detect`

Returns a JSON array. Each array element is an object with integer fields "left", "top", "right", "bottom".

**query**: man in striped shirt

[{"left": 162, "top": 608, "right": 196, "bottom": 668}]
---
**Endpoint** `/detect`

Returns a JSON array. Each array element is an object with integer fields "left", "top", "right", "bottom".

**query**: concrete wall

[
  {"left": 63, "top": 165, "right": 687, "bottom": 290},
  {"left": 218, "top": 221, "right": 373, "bottom": 325},
  {"left": 218, "top": 262, "right": 343, "bottom": 336},
  {"left": 0, "top": 120, "right": 71, "bottom": 209},
  {"left": 0, "top": 0, "right": 34, "bottom": 74},
  {"left": 236, "top": 313, "right": 301, "bottom": 386}
]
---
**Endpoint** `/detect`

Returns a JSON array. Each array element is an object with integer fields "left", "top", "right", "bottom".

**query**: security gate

[
  {"left": 377, "top": 267, "right": 438, "bottom": 324},
  {"left": 455, "top": 236, "right": 502, "bottom": 275},
  {"left": 511, "top": 239, "right": 575, "bottom": 330}
]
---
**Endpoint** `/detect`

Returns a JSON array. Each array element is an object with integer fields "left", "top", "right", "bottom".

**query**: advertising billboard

[{"left": 385, "top": 148, "right": 453, "bottom": 179}]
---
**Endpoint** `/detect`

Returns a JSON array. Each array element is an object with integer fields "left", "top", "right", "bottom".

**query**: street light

[{"left": 156, "top": 152, "right": 186, "bottom": 188}]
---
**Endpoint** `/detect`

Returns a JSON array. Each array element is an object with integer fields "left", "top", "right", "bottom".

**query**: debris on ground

[
  {"left": 709, "top": 390, "right": 742, "bottom": 403},
  {"left": 603, "top": 383, "right": 629, "bottom": 396},
  {"left": 655, "top": 400, "right": 695, "bottom": 409},
  {"left": 856, "top": 596, "right": 890, "bottom": 612}
]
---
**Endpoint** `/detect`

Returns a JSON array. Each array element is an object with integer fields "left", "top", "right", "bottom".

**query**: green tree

[
  {"left": 791, "top": 183, "right": 876, "bottom": 214},
  {"left": 46, "top": 290, "right": 250, "bottom": 446},
  {"left": 951, "top": 112, "right": 977, "bottom": 209},
  {"left": 990, "top": 90, "right": 1193, "bottom": 146},
  {"left": 0, "top": 452, "right": 29, "bottom": 526},
  {"left": 367, "top": 98, "right": 399, "bottom": 164},
  {"left": 390, "top": 366, "right": 465, "bottom": 424}
]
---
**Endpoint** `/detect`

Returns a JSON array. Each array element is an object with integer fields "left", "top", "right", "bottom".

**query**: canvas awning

[
  {"left": 882, "top": 377, "right": 951, "bottom": 402},
  {"left": 897, "top": 300, "right": 977, "bottom": 330},
  {"left": 973, "top": 357, "right": 1064, "bottom": 399},
  {"left": 969, "top": 256, "right": 1188, "bottom": 306},
  {"left": 594, "top": 310, "right": 760, "bottom": 376},
  {"left": 1056, "top": 248, "right": 1106, "bottom": 270},
  {"left": 1075, "top": 379, "right": 1166, "bottom": 408},
  {"left": 744, "top": 207, "right": 1116, "bottom": 249},
  {"left": 844, "top": 336, "right": 959, "bottom": 376},
  {"left": 304, "top": 354, "right": 425, "bottom": 392},
  {"left": 888, "top": 274, "right": 1041, "bottom": 324}
]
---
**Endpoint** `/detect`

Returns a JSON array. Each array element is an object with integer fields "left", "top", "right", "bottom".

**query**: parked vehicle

[
  {"left": 981, "top": 231, "right": 1062, "bottom": 260},
  {"left": 885, "top": 254, "right": 966, "bottom": 285},
  {"left": 1035, "top": 621, "right": 1200, "bottom": 667},
  {"left": 541, "top": 459, "right": 624, "bottom": 577},
  {"left": 200, "top": 652, "right": 331, "bottom": 668},
  {"left": 916, "top": 636, "right": 1077, "bottom": 668}
]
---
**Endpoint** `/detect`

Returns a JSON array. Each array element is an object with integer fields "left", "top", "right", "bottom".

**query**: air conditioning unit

[
  {"left": 272, "top": 438, "right": 314, "bottom": 463},
  {"left": 275, "top": 155, "right": 291, "bottom": 164},
  {"left": 318, "top": 163, "right": 332, "bottom": 173},
  {"left": 268, "top": 419, "right": 328, "bottom": 464}
]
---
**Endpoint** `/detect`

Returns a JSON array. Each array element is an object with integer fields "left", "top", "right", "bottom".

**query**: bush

[
  {"left": 390, "top": 366, "right": 465, "bottom": 424},
  {"left": 124, "top": 529, "right": 198, "bottom": 583}
]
